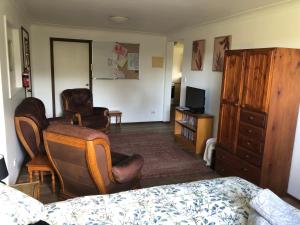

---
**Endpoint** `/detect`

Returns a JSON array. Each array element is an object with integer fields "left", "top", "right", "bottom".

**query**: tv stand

[{"left": 174, "top": 109, "right": 214, "bottom": 155}]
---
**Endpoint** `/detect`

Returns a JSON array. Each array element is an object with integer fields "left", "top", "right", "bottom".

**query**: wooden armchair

[
  {"left": 43, "top": 123, "right": 144, "bottom": 199},
  {"left": 61, "top": 88, "right": 109, "bottom": 130},
  {"left": 14, "top": 97, "right": 70, "bottom": 192}
]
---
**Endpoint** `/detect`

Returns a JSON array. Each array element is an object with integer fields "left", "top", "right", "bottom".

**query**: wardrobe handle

[
  {"left": 248, "top": 116, "right": 254, "bottom": 121},
  {"left": 241, "top": 167, "right": 248, "bottom": 172}
]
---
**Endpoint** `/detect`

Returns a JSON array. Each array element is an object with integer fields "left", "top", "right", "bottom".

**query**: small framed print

[
  {"left": 191, "top": 39, "right": 205, "bottom": 71},
  {"left": 21, "top": 26, "right": 31, "bottom": 72},
  {"left": 212, "top": 35, "right": 231, "bottom": 72}
]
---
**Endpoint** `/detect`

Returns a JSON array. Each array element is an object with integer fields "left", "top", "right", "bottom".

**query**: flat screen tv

[{"left": 185, "top": 86, "right": 205, "bottom": 113}]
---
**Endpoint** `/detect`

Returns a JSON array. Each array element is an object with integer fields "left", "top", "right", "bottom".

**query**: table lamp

[{"left": 0, "top": 154, "right": 8, "bottom": 184}]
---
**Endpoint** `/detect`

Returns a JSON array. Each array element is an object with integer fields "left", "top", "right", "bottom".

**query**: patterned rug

[{"left": 109, "top": 130, "right": 218, "bottom": 186}]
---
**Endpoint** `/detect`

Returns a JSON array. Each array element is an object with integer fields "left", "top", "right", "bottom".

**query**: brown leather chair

[
  {"left": 61, "top": 88, "right": 109, "bottom": 130},
  {"left": 14, "top": 97, "right": 71, "bottom": 192},
  {"left": 43, "top": 123, "right": 144, "bottom": 199}
]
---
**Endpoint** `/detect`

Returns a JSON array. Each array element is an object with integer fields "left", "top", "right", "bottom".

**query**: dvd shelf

[{"left": 174, "top": 108, "right": 214, "bottom": 155}]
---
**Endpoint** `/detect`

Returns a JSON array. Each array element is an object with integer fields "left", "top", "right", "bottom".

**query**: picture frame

[
  {"left": 21, "top": 26, "right": 31, "bottom": 72},
  {"left": 212, "top": 35, "right": 231, "bottom": 72},
  {"left": 191, "top": 39, "right": 205, "bottom": 71}
]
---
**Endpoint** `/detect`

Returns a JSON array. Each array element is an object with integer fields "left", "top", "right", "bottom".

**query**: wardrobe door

[
  {"left": 242, "top": 49, "right": 274, "bottom": 112},
  {"left": 217, "top": 51, "right": 245, "bottom": 152},
  {"left": 221, "top": 51, "right": 245, "bottom": 105},
  {"left": 217, "top": 104, "right": 239, "bottom": 152}
]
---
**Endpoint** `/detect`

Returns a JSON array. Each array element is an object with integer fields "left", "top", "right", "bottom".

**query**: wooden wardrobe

[{"left": 215, "top": 48, "right": 300, "bottom": 195}]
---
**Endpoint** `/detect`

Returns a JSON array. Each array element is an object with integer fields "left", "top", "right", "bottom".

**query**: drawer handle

[
  {"left": 241, "top": 167, "right": 248, "bottom": 172},
  {"left": 245, "top": 154, "right": 250, "bottom": 159},
  {"left": 247, "top": 129, "right": 253, "bottom": 133},
  {"left": 248, "top": 116, "right": 254, "bottom": 120},
  {"left": 246, "top": 141, "right": 251, "bottom": 146}
]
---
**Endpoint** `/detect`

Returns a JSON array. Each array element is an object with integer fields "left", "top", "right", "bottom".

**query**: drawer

[
  {"left": 236, "top": 159, "right": 261, "bottom": 185},
  {"left": 215, "top": 158, "right": 239, "bottom": 177},
  {"left": 237, "top": 148, "right": 262, "bottom": 167},
  {"left": 240, "top": 109, "right": 266, "bottom": 128},
  {"left": 216, "top": 147, "right": 237, "bottom": 165},
  {"left": 216, "top": 148, "right": 261, "bottom": 185},
  {"left": 239, "top": 122, "right": 265, "bottom": 141},
  {"left": 238, "top": 135, "right": 264, "bottom": 155}
]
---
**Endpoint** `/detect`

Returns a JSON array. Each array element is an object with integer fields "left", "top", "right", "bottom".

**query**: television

[{"left": 185, "top": 86, "right": 205, "bottom": 113}]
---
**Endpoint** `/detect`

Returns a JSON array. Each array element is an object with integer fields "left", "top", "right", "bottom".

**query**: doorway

[
  {"left": 170, "top": 41, "right": 184, "bottom": 122},
  {"left": 50, "top": 38, "right": 92, "bottom": 117}
]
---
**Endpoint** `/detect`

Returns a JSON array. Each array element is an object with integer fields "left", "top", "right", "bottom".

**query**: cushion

[
  {"left": 250, "top": 189, "right": 300, "bottom": 225},
  {"left": 112, "top": 154, "right": 144, "bottom": 183},
  {"left": 0, "top": 183, "right": 44, "bottom": 225}
]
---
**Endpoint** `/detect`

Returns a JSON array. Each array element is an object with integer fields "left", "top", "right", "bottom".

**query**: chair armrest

[
  {"left": 93, "top": 107, "right": 109, "bottom": 116},
  {"left": 112, "top": 154, "right": 144, "bottom": 183}
]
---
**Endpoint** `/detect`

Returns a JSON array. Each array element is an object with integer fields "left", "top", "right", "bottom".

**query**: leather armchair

[
  {"left": 14, "top": 97, "right": 70, "bottom": 192},
  {"left": 43, "top": 123, "right": 144, "bottom": 199},
  {"left": 61, "top": 88, "right": 109, "bottom": 129}
]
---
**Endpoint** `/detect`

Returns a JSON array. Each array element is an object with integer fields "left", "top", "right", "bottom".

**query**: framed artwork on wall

[
  {"left": 21, "top": 26, "right": 32, "bottom": 95},
  {"left": 212, "top": 35, "right": 231, "bottom": 72},
  {"left": 191, "top": 39, "right": 205, "bottom": 71}
]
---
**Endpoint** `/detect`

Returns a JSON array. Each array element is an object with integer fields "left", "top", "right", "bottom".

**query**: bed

[{"left": 2, "top": 177, "right": 261, "bottom": 225}]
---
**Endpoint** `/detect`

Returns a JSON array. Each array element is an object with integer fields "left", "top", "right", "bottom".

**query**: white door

[{"left": 53, "top": 41, "right": 90, "bottom": 116}]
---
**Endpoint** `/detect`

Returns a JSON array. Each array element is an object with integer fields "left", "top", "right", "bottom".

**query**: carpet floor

[{"left": 109, "top": 130, "right": 218, "bottom": 187}]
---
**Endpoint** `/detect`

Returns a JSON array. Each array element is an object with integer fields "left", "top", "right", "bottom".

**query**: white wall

[
  {"left": 0, "top": 0, "right": 29, "bottom": 183},
  {"left": 31, "top": 25, "right": 166, "bottom": 123},
  {"left": 167, "top": 0, "right": 300, "bottom": 198}
]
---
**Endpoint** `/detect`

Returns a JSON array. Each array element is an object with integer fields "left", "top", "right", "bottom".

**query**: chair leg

[
  {"left": 51, "top": 171, "right": 56, "bottom": 193},
  {"left": 28, "top": 168, "right": 33, "bottom": 183},
  {"left": 40, "top": 171, "right": 44, "bottom": 184}
]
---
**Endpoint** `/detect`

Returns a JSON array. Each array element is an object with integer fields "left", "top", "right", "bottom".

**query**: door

[
  {"left": 51, "top": 39, "right": 92, "bottom": 117},
  {"left": 217, "top": 51, "right": 245, "bottom": 152},
  {"left": 242, "top": 49, "right": 274, "bottom": 112}
]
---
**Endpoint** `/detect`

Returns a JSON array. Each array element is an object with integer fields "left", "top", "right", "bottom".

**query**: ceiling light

[{"left": 110, "top": 16, "right": 129, "bottom": 23}]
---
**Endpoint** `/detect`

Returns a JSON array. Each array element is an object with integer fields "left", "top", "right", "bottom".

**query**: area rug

[{"left": 109, "top": 131, "right": 218, "bottom": 186}]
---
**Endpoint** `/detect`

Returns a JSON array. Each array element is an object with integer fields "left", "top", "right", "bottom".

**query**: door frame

[{"left": 50, "top": 37, "right": 92, "bottom": 117}]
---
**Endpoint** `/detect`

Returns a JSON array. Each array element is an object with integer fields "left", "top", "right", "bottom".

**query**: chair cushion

[
  {"left": 112, "top": 154, "right": 144, "bottom": 183},
  {"left": 62, "top": 89, "right": 93, "bottom": 116},
  {"left": 0, "top": 183, "right": 45, "bottom": 225},
  {"left": 111, "top": 151, "right": 130, "bottom": 166},
  {"left": 15, "top": 97, "right": 49, "bottom": 130}
]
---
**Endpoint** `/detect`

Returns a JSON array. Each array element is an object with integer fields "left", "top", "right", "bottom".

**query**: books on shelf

[
  {"left": 181, "top": 127, "right": 195, "bottom": 144},
  {"left": 181, "top": 113, "right": 196, "bottom": 128}
]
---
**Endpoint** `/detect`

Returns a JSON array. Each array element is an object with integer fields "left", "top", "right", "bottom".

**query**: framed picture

[
  {"left": 212, "top": 35, "right": 231, "bottom": 72},
  {"left": 191, "top": 40, "right": 205, "bottom": 71},
  {"left": 21, "top": 26, "right": 31, "bottom": 72}
]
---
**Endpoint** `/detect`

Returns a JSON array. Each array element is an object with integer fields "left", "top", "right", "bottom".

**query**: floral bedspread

[{"left": 45, "top": 177, "right": 260, "bottom": 225}]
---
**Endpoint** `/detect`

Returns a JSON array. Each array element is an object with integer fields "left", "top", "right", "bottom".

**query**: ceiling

[{"left": 24, "top": 0, "right": 289, "bottom": 34}]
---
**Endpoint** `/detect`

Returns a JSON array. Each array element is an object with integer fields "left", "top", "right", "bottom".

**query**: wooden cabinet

[
  {"left": 216, "top": 48, "right": 300, "bottom": 195},
  {"left": 174, "top": 109, "right": 213, "bottom": 155}
]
